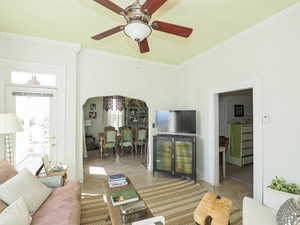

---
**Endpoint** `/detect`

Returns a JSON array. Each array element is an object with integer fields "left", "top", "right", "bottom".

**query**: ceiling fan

[{"left": 91, "top": 0, "right": 193, "bottom": 53}]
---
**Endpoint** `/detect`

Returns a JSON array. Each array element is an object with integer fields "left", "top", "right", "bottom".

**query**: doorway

[
  {"left": 210, "top": 80, "right": 263, "bottom": 202},
  {"left": 218, "top": 89, "right": 254, "bottom": 193},
  {"left": 6, "top": 85, "right": 58, "bottom": 173}
]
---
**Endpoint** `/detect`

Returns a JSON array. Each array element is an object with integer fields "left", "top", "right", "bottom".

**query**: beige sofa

[
  {"left": 0, "top": 160, "right": 81, "bottom": 225},
  {"left": 243, "top": 197, "right": 277, "bottom": 225}
]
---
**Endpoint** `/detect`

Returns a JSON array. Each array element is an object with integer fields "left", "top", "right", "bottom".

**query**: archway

[{"left": 81, "top": 95, "right": 150, "bottom": 193}]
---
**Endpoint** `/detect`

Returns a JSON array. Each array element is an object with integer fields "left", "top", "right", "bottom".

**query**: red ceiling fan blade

[
  {"left": 152, "top": 21, "right": 193, "bottom": 38},
  {"left": 138, "top": 39, "right": 150, "bottom": 54},
  {"left": 94, "top": 0, "right": 126, "bottom": 15},
  {"left": 141, "top": 0, "right": 167, "bottom": 15},
  {"left": 91, "top": 25, "right": 124, "bottom": 40}
]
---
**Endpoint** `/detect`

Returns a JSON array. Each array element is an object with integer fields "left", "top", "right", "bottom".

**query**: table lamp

[{"left": 0, "top": 113, "right": 24, "bottom": 164}]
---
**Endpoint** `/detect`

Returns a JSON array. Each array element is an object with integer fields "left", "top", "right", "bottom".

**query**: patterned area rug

[{"left": 81, "top": 179, "right": 242, "bottom": 225}]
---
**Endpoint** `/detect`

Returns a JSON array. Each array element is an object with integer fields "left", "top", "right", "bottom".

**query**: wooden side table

[
  {"left": 37, "top": 168, "right": 68, "bottom": 186},
  {"left": 47, "top": 169, "right": 68, "bottom": 185}
]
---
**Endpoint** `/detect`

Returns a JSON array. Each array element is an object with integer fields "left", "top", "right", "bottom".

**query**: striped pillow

[{"left": 276, "top": 198, "right": 300, "bottom": 225}]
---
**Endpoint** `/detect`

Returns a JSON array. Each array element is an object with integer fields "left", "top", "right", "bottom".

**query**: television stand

[{"left": 153, "top": 134, "right": 196, "bottom": 181}]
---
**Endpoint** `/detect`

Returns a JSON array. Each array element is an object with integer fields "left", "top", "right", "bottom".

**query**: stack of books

[
  {"left": 121, "top": 200, "right": 147, "bottom": 223},
  {"left": 111, "top": 187, "right": 139, "bottom": 206},
  {"left": 48, "top": 164, "right": 67, "bottom": 173},
  {"left": 108, "top": 173, "right": 128, "bottom": 188}
]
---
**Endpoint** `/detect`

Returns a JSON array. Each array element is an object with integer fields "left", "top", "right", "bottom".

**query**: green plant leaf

[{"left": 268, "top": 177, "right": 300, "bottom": 195}]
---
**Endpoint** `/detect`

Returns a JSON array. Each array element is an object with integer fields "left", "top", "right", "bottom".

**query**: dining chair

[
  {"left": 135, "top": 128, "right": 147, "bottom": 158},
  {"left": 219, "top": 136, "right": 229, "bottom": 179},
  {"left": 119, "top": 127, "right": 134, "bottom": 155},
  {"left": 102, "top": 126, "right": 117, "bottom": 157}
]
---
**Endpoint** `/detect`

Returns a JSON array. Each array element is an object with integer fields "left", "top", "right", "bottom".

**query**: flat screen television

[{"left": 156, "top": 110, "right": 196, "bottom": 134}]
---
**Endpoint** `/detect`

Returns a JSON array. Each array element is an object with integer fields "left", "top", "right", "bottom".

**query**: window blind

[
  {"left": 106, "top": 110, "right": 124, "bottom": 129},
  {"left": 12, "top": 92, "right": 54, "bottom": 98}
]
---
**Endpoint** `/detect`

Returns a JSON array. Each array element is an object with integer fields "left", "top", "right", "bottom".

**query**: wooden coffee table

[{"left": 103, "top": 177, "right": 153, "bottom": 225}]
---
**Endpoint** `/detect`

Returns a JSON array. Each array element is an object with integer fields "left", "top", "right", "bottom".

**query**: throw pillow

[
  {"left": 0, "top": 168, "right": 52, "bottom": 214},
  {"left": 276, "top": 198, "right": 300, "bottom": 225},
  {"left": 0, "top": 197, "right": 32, "bottom": 225}
]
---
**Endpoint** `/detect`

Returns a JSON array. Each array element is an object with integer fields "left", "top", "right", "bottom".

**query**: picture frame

[
  {"left": 234, "top": 104, "right": 244, "bottom": 117},
  {"left": 90, "top": 103, "right": 96, "bottom": 111},
  {"left": 89, "top": 111, "right": 97, "bottom": 119},
  {"left": 92, "top": 112, "right": 97, "bottom": 119}
]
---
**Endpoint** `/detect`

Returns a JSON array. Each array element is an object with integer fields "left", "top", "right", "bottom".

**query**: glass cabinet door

[
  {"left": 155, "top": 137, "right": 172, "bottom": 172},
  {"left": 175, "top": 140, "right": 193, "bottom": 175}
]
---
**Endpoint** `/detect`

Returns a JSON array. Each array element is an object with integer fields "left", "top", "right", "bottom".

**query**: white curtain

[
  {"left": 0, "top": 134, "right": 4, "bottom": 161},
  {"left": 82, "top": 113, "right": 88, "bottom": 158},
  {"left": 104, "top": 110, "right": 124, "bottom": 130},
  {"left": 102, "top": 97, "right": 125, "bottom": 131}
]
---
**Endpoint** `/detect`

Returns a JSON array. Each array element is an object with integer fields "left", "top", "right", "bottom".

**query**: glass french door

[
  {"left": 155, "top": 136, "right": 172, "bottom": 172},
  {"left": 175, "top": 140, "right": 193, "bottom": 175},
  {"left": 6, "top": 86, "right": 57, "bottom": 173}
]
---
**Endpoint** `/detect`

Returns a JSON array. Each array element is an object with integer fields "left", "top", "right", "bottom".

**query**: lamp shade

[
  {"left": 124, "top": 21, "right": 152, "bottom": 42},
  {"left": 0, "top": 113, "right": 24, "bottom": 134}
]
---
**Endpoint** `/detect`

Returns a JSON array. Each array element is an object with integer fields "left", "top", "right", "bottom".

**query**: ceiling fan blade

[
  {"left": 138, "top": 39, "right": 150, "bottom": 54},
  {"left": 141, "top": 0, "right": 167, "bottom": 15},
  {"left": 152, "top": 21, "right": 193, "bottom": 38},
  {"left": 91, "top": 25, "right": 124, "bottom": 40},
  {"left": 94, "top": 0, "right": 126, "bottom": 15}
]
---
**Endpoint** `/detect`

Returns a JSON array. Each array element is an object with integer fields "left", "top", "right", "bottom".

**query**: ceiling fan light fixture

[
  {"left": 92, "top": 0, "right": 194, "bottom": 53},
  {"left": 124, "top": 21, "right": 152, "bottom": 42}
]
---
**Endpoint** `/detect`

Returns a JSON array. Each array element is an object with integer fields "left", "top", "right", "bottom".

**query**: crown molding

[
  {"left": 0, "top": 32, "right": 179, "bottom": 69},
  {"left": 80, "top": 48, "right": 179, "bottom": 70},
  {"left": 0, "top": 32, "right": 82, "bottom": 53}
]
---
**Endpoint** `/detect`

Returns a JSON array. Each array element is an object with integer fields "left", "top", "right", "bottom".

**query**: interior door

[{"left": 6, "top": 85, "right": 58, "bottom": 172}]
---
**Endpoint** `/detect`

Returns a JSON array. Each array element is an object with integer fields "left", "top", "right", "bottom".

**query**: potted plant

[{"left": 265, "top": 177, "right": 300, "bottom": 210}]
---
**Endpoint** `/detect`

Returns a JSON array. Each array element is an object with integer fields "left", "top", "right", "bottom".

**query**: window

[
  {"left": 106, "top": 99, "right": 124, "bottom": 129},
  {"left": 11, "top": 72, "right": 56, "bottom": 87},
  {"left": 11, "top": 72, "right": 32, "bottom": 84}
]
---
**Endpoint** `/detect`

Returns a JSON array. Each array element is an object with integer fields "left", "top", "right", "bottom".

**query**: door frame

[
  {"left": 5, "top": 84, "right": 60, "bottom": 165},
  {"left": 209, "top": 79, "right": 264, "bottom": 202},
  {"left": 0, "top": 58, "right": 67, "bottom": 165}
]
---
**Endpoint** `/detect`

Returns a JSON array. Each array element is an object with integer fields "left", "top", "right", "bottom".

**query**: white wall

[
  {"left": 83, "top": 97, "right": 104, "bottom": 140},
  {"left": 77, "top": 49, "right": 180, "bottom": 181},
  {"left": 177, "top": 2, "right": 300, "bottom": 194},
  {"left": 219, "top": 94, "right": 253, "bottom": 137}
]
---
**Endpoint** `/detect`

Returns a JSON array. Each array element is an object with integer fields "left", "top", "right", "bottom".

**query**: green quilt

[{"left": 230, "top": 124, "right": 241, "bottom": 158}]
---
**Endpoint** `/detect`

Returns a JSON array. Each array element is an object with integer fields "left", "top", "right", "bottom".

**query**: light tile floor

[{"left": 82, "top": 150, "right": 253, "bottom": 210}]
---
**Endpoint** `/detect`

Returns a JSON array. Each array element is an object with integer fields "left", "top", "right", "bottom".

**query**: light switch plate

[{"left": 263, "top": 113, "right": 271, "bottom": 124}]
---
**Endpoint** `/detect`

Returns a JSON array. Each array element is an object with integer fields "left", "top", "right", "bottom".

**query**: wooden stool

[{"left": 194, "top": 192, "right": 232, "bottom": 225}]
